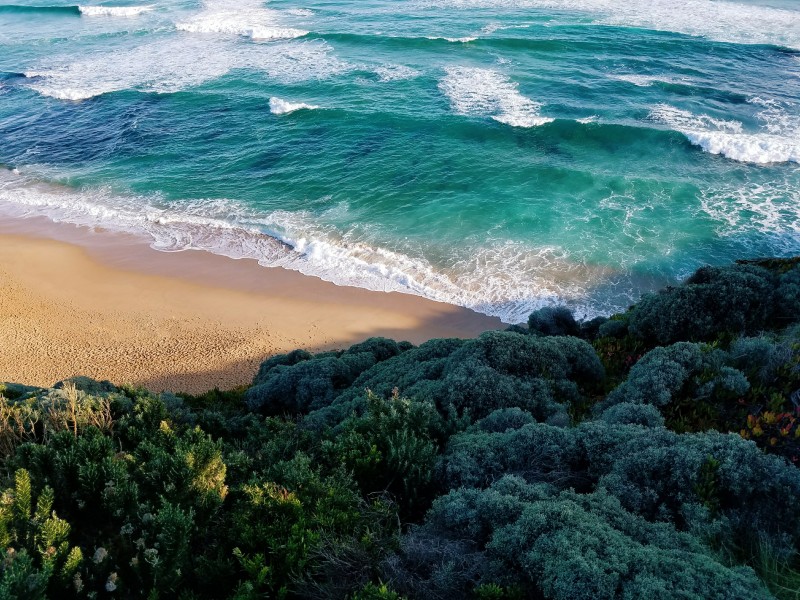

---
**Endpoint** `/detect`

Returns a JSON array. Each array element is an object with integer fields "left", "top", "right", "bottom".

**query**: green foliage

[
  {"left": 599, "top": 402, "right": 664, "bottom": 427},
  {"left": 527, "top": 306, "right": 579, "bottom": 337},
  {"left": 440, "top": 423, "right": 580, "bottom": 490},
  {"left": 487, "top": 488, "right": 771, "bottom": 600},
  {"left": 597, "top": 342, "right": 750, "bottom": 433},
  {"left": 313, "top": 332, "right": 604, "bottom": 431},
  {"left": 322, "top": 392, "right": 439, "bottom": 516},
  {"left": 470, "top": 408, "right": 536, "bottom": 433},
  {"left": 472, "top": 583, "right": 522, "bottom": 600},
  {"left": 0, "top": 382, "right": 114, "bottom": 458},
  {"left": 350, "top": 581, "right": 407, "bottom": 600},
  {"left": 628, "top": 264, "right": 776, "bottom": 345},
  {"left": 0, "top": 469, "right": 82, "bottom": 598},
  {"left": 246, "top": 338, "right": 404, "bottom": 415},
  {"left": 4, "top": 256, "right": 800, "bottom": 599}
]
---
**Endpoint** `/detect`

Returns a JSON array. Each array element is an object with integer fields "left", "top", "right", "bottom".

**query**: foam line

[{"left": 0, "top": 169, "right": 614, "bottom": 323}]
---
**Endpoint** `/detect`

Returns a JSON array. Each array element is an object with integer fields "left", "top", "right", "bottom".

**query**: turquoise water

[{"left": 0, "top": 0, "right": 799, "bottom": 322}]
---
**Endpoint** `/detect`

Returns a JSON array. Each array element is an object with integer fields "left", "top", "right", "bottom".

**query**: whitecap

[
  {"left": 176, "top": 14, "right": 307, "bottom": 40},
  {"left": 269, "top": 97, "right": 319, "bottom": 114},
  {"left": 650, "top": 103, "right": 800, "bottom": 164},
  {"left": 439, "top": 66, "right": 553, "bottom": 127},
  {"left": 176, "top": 0, "right": 307, "bottom": 40},
  {"left": 78, "top": 5, "right": 152, "bottom": 16},
  {"left": 426, "top": 36, "right": 478, "bottom": 42},
  {"left": 25, "top": 36, "right": 350, "bottom": 100}
]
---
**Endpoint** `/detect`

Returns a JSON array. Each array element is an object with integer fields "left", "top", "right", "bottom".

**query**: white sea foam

[
  {"left": 650, "top": 102, "right": 800, "bottom": 164},
  {"left": 374, "top": 64, "right": 422, "bottom": 82},
  {"left": 175, "top": 0, "right": 307, "bottom": 40},
  {"left": 481, "top": 22, "right": 530, "bottom": 34},
  {"left": 439, "top": 66, "right": 553, "bottom": 127},
  {"left": 417, "top": 0, "right": 800, "bottom": 50},
  {"left": 699, "top": 177, "right": 800, "bottom": 254},
  {"left": 269, "top": 97, "right": 319, "bottom": 114},
  {"left": 0, "top": 168, "right": 614, "bottom": 322},
  {"left": 608, "top": 73, "right": 684, "bottom": 87},
  {"left": 286, "top": 8, "right": 314, "bottom": 17},
  {"left": 576, "top": 115, "right": 597, "bottom": 123},
  {"left": 78, "top": 5, "right": 152, "bottom": 16},
  {"left": 426, "top": 36, "right": 478, "bottom": 43},
  {"left": 176, "top": 10, "right": 306, "bottom": 39},
  {"left": 176, "top": 18, "right": 307, "bottom": 40},
  {"left": 25, "top": 36, "right": 349, "bottom": 100}
]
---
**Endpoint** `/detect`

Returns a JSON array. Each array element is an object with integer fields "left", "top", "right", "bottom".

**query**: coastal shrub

[
  {"left": 0, "top": 382, "right": 115, "bottom": 457},
  {"left": 5, "top": 255, "right": 800, "bottom": 599},
  {"left": 526, "top": 306, "right": 580, "bottom": 337},
  {"left": 471, "top": 408, "right": 536, "bottom": 433},
  {"left": 318, "top": 332, "right": 604, "bottom": 429},
  {"left": 579, "top": 423, "right": 800, "bottom": 554},
  {"left": 597, "top": 342, "right": 749, "bottom": 417},
  {"left": 597, "top": 318, "right": 628, "bottom": 339},
  {"left": 232, "top": 453, "right": 399, "bottom": 598},
  {"left": 628, "top": 264, "right": 776, "bottom": 345},
  {"left": 246, "top": 338, "right": 404, "bottom": 415},
  {"left": 579, "top": 315, "right": 608, "bottom": 340},
  {"left": 773, "top": 262, "right": 800, "bottom": 325},
  {"left": 349, "top": 582, "right": 408, "bottom": 600},
  {"left": 321, "top": 392, "right": 439, "bottom": 515},
  {"left": 487, "top": 488, "right": 771, "bottom": 600},
  {"left": 388, "top": 477, "right": 771, "bottom": 600},
  {"left": 729, "top": 335, "right": 797, "bottom": 386},
  {"left": 0, "top": 469, "right": 82, "bottom": 599},
  {"left": 252, "top": 348, "right": 314, "bottom": 385},
  {"left": 599, "top": 402, "right": 665, "bottom": 427},
  {"left": 439, "top": 423, "right": 580, "bottom": 490}
]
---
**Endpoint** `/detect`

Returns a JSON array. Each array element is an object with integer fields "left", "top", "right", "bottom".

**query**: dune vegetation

[{"left": 1, "top": 258, "right": 800, "bottom": 599}]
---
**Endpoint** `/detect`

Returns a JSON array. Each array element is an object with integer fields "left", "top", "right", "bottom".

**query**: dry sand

[{"left": 0, "top": 219, "right": 501, "bottom": 393}]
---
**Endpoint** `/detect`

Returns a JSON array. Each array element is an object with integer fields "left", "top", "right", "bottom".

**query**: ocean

[{"left": 1, "top": 0, "right": 798, "bottom": 323}]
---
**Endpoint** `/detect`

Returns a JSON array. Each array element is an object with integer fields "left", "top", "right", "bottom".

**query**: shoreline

[{"left": 0, "top": 216, "right": 502, "bottom": 393}]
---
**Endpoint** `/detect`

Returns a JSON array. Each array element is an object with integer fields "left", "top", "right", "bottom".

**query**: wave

[
  {"left": 0, "top": 4, "right": 80, "bottom": 14},
  {"left": 269, "top": 97, "right": 319, "bottom": 115},
  {"left": 608, "top": 73, "right": 683, "bottom": 87},
  {"left": 24, "top": 36, "right": 350, "bottom": 100},
  {"left": 438, "top": 66, "right": 553, "bottom": 127},
  {"left": 0, "top": 168, "right": 620, "bottom": 323},
  {"left": 78, "top": 5, "right": 151, "bottom": 16},
  {"left": 416, "top": 0, "right": 800, "bottom": 50},
  {"left": 426, "top": 36, "right": 478, "bottom": 43},
  {"left": 176, "top": 20, "right": 307, "bottom": 40},
  {"left": 650, "top": 102, "right": 800, "bottom": 164},
  {"left": 607, "top": 73, "right": 750, "bottom": 106},
  {"left": 175, "top": 0, "right": 307, "bottom": 40},
  {"left": 0, "top": 4, "right": 151, "bottom": 16}
]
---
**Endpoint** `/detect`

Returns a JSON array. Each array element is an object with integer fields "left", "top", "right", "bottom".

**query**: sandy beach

[{"left": 0, "top": 218, "right": 501, "bottom": 393}]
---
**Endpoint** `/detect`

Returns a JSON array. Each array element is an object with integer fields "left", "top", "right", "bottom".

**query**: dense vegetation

[{"left": 2, "top": 258, "right": 800, "bottom": 599}]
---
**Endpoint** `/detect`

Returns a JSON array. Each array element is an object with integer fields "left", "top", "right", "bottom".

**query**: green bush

[
  {"left": 246, "top": 338, "right": 404, "bottom": 415},
  {"left": 628, "top": 264, "right": 776, "bottom": 345},
  {"left": 597, "top": 342, "right": 749, "bottom": 427},
  {"left": 527, "top": 306, "right": 580, "bottom": 337}
]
